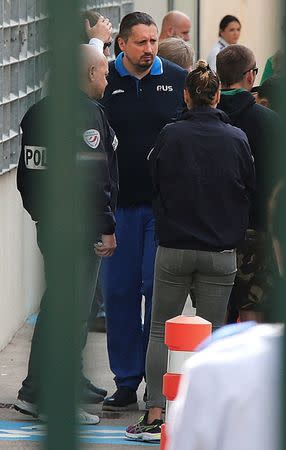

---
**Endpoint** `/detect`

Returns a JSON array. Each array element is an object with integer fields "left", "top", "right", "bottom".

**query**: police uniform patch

[
  {"left": 83, "top": 129, "right": 101, "bottom": 149},
  {"left": 24, "top": 146, "right": 47, "bottom": 170},
  {"left": 112, "top": 135, "right": 118, "bottom": 151}
]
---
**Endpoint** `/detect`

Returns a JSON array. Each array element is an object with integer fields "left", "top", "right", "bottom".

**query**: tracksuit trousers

[{"left": 101, "top": 206, "right": 157, "bottom": 391}]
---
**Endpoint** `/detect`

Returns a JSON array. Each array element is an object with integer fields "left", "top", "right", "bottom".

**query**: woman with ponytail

[{"left": 125, "top": 61, "right": 255, "bottom": 443}]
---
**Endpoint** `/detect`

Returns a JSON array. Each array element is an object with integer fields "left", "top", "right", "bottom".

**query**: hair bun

[{"left": 196, "top": 60, "right": 211, "bottom": 72}]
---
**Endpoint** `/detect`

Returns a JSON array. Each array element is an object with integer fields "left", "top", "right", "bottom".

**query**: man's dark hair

[
  {"left": 114, "top": 34, "right": 121, "bottom": 57},
  {"left": 257, "top": 75, "right": 281, "bottom": 113},
  {"left": 119, "top": 11, "right": 157, "bottom": 41},
  {"left": 216, "top": 45, "right": 255, "bottom": 86},
  {"left": 219, "top": 15, "right": 241, "bottom": 35},
  {"left": 80, "top": 10, "right": 101, "bottom": 43}
]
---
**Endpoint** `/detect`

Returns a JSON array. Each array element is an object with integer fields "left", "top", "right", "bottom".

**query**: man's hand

[
  {"left": 85, "top": 17, "right": 112, "bottom": 43},
  {"left": 94, "top": 233, "right": 117, "bottom": 257}
]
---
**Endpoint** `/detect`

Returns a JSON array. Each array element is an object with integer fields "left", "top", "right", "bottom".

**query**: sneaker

[
  {"left": 14, "top": 398, "right": 38, "bottom": 417},
  {"left": 82, "top": 386, "right": 104, "bottom": 404},
  {"left": 78, "top": 409, "right": 100, "bottom": 425},
  {"left": 125, "top": 412, "right": 163, "bottom": 442},
  {"left": 15, "top": 399, "right": 99, "bottom": 425},
  {"left": 102, "top": 387, "right": 138, "bottom": 411},
  {"left": 83, "top": 378, "right": 107, "bottom": 398},
  {"left": 37, "top": 408, "right": 100, "bottom": 425}
]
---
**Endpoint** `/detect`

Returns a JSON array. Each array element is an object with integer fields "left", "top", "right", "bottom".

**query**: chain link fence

[{"left": 0, "top": 0, "right": 134, "bottom": 173}]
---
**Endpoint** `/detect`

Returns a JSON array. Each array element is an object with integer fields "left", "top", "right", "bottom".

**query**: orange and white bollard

[{"left": 160, "top": 315, "right": 212, "bottom": 449}]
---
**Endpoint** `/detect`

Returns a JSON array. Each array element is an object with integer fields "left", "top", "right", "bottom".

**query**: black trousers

[{"left": 18, "top": 223, "right": 101, "bottom": 403}]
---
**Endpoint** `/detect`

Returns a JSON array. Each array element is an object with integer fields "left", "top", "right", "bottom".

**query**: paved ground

[{"left": 0, "top": 317, "right": 159, "bottom": 449}]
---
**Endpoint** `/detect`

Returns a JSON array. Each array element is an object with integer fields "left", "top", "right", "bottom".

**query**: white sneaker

[
  {"left": 37, "top": 410, "right": 99, "bottom": 425},
  {"left": 15, "top": 399, "right": 99, "bottom": 425},
  {"left": 78, "top": 408, "right": 100, "bottom": 425}
]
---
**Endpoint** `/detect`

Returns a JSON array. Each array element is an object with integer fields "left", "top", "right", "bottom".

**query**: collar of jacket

[
  {"left": 180, "top": 106, "right": 231, "bottom": 123},
  {"left": 218, "top": 37, "right": 228, "bottom": 49},
  {"left": 115, "top": 52, "right": 163, "bottom": 77}
]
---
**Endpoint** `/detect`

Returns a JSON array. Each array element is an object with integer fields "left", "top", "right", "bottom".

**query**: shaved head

[
  {"left": 80, "top": 44, "right": 106, "bottom": 75},
  {"left": 80, "top": 44, "right": 108, "bottom": 99},
  {"left": 160, "top": 10, "right": 191, "bottom": 42}
]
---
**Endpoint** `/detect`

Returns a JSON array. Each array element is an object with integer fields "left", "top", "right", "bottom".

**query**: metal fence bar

[
  {"left": 41, "top": 2, "right": 134, "bottom": 448},
  {"left": 42, "top": 1, "right": 81, "bottom": 449},
  {"left": 0, "top": 0, "right": 49, "bottom": 173},
  {"left": 0, "top": 0, "right": 133, "bottom": 173}
]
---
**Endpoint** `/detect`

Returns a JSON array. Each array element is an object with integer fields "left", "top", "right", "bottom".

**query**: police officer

[{"left": 15, "top": 46, "right": 118, "bottom": 424}]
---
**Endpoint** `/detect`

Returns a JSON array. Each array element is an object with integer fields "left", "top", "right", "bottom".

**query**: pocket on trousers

[{"left": 211, "top": 250, "right": 237, "bottom": 275}]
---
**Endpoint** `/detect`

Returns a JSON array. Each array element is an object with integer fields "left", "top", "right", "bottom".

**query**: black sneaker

[
  {"left": 125, "top": 412, "right": 163, "bottom": 442},
  {"left": 82, "top": 386, "right": 104, "bottom": 404},
  {"left": 83, "top": 378, "right": 107, "bottom": 398},
  {"left": 102, "top": 387, "right": 138, "bottom": 411}
]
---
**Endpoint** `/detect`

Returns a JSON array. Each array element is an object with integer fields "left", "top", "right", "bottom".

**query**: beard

[{"left": 126, "top": 53, "right": 155, "bottom": 72}]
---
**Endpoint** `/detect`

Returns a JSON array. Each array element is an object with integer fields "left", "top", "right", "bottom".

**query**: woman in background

[{"left": 207, "top": 15, "right": 241, "bottom": 72}]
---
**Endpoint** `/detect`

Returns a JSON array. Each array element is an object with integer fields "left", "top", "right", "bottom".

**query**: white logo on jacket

[
  {"left": 24, "top": 146, "right": 47, "bottom": 170},
  {"left": 157, "top": 85, "right": 174, "bottom": 92},
  {"left": 83, "top": 129, "right": 101, "bottom": 149},
  {"left": 112, "top": 135, "right": 118, "bottom": 151},
  {"left": 112, "top": 89, "right": 125, "bottom": 95}
]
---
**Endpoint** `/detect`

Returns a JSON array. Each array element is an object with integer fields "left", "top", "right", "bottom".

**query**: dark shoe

[
  {"left": 82, "top": 386, "right": 104, "bottom": 404},
  {"left": 90, "top": 316, "right": 106, "bottom": 333},
  {"left": 14, "top": 398, "right": 38, "bottom": 417},
  {"left": 125, "top": 412, "right": 163, "bottom": 442},
  {"left": 102, "top": 387, "right": 138, "bottom": 411},
  {"left": 82, "top": 376, "right": 107, "bottom": 398},
  {"left": 83, "top": 378, "right": 107, "bottom": 398}
]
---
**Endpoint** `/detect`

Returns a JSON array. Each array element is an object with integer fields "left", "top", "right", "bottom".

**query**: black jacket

[
  {"left": 150, "top": 107, "right": 255, "bottom": 251},
  {"left": 218, "top": 90, "right": 278, "bottom": 230},
  {"left": 17, "top": 92, "right": 118, "bottom": 237},
  {"left": 101, "top": 56, "right": 187, "bottom": 207}
]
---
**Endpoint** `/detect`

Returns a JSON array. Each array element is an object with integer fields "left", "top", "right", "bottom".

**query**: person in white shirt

[
  {"left": 167, "top": 323, "right": 282, "bottom": 450},
  {"left": 207, "top": 15, "right": 241, "bottom": 72}
]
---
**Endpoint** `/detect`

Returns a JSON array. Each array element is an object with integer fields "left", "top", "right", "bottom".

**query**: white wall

[
  {"left": 133, "top": 0, "right": 168, "bottom": 30},
  {"left": 200, "top": 0, "right": 281, "bottom": 84},
  {"left": 134, "top": 0, "right": 280, "bottom": 84},
  {"left": 0, "top": 169, "right": 44, "bottom": 351}
]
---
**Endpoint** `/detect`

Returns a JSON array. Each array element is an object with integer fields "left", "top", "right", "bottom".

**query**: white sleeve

[
  {"left": 88, "top": 38, "right": 104, "bottom": 54},
  {"left": 167, "top": 355, "right": 222, "bottom": 450},
  {"left": 207, "top": 44, "right": 219, "bottom": 73},
  {"left": 166, "top": 326, "right": 280, "bottom": 450}
]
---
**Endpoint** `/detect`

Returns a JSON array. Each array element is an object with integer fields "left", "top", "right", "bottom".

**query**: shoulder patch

[
  {"left": 112, "top": 135, "right": 118, "bottom": 151},
  {"left": 24, "top": 146, "right": 47, "bottom": 170},
  {"left": 83, "top": 129, "right": 101, "bottom": 149}
]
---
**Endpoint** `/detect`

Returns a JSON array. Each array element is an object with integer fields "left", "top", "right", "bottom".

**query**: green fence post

[{"left": 42, "top": 1, "right": 81, "bottom": 449}]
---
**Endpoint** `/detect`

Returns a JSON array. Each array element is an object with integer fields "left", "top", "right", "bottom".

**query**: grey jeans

[{"left": 146, "top": 246, "right": 237, "bottom": 409}]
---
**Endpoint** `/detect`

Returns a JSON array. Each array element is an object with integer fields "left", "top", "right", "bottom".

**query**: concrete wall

[{"left": 0, "top": 169, "right": 44, "bottom": 351}]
